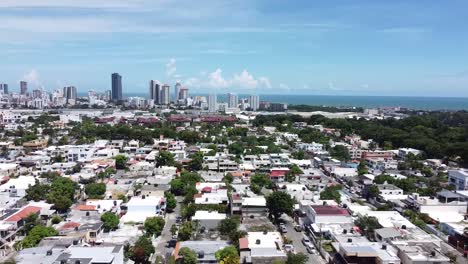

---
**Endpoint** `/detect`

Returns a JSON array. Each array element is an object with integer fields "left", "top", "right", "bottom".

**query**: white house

[{"left": 192, "top": 210, "right": 226, "bottom": 230}]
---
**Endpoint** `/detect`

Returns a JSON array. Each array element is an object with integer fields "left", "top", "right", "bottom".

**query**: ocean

[{"left": 81, "top": 93, "right": 468, "bottom": 111}]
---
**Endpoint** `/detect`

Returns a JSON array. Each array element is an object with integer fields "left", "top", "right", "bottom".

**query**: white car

[{"left": 284, "top": 244, "right": 295, "bottom": 253}]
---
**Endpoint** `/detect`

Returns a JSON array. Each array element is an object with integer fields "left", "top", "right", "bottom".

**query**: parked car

[
  {"left": 294, "top": 225, "right": 303, "bottom": 232},
  {"left": 302, "top": 234, "right": 312, "bottom": 246},
  {"left": 305, "top": 243, "right": 316, "bottom": 254},
  {"left": 167, "top": 239, "right": 177, "bottom": 248},
  {"left": 284, "top": 244, "right": 295, "bottom": 253},
  {"left": 280, "top": 225, "right": 287, "bottom": 233}
]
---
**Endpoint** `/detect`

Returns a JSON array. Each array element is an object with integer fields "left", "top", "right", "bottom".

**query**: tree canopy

[
  {"left": 266, "top": 191, "right": 294, "bottom": 221},
  {"left": 101, "top": 212, "right": 120, "bottom": 232}
]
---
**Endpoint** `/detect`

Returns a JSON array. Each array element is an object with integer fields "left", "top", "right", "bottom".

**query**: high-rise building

[
  {"left": 20, "top": 81, "right": 27, "bottom": 95},
  {"left": 179, "top": 88, "right": 189, "bottom": 100},
  {"left": 160, "top": 84, "right": 170, "bottom": 105},
  {"left": 149, "top": 80, "right": 161, "bottom": 104},
  {"left": 174, "top": 82, "right": 182, "bottom": 101},
  {"left": 63, "top": 86, "right": 77, "bottom": 105},
  {"left": 249, "top": 95, "right": 260, "bottom": 111},
  {"left": 208, "top": 94, "right": 217, "bottom": 112},
  {"left": 228, "top": 93, "right": 238, "bottom": 108},
  {"left": 32, "top": 89, "right": 42, "bottom": 99},
  {"left": 0, "top": 84, "right": 7, "bottom": 94},
  {"left": 111, "top": 73, "right": 122, "bottom": 101}
]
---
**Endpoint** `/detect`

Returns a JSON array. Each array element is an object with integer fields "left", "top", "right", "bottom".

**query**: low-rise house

[
  {"left": 448, "top": 169, "right": 468, "bottom": 190},
  {"left": 121, "top": 195, "right": 166, "bottom": 223},
  {"left": 333, "top": 241, "right": 401, "bottom": 264},
  {"left": 192, "top": 210, "right": 226, "bottom": 230},
  {"left": 396, "top": 244, "right": 450, "bottom": 264},
  {"left": 173, "top": 240, "right": 230, "bottom": 264},
  {"left": 406, "top": 192, "right": 467, "bottom": 223},
  {"left": 0, "top": 175, "right": 36, "bottom": 197},
  {"left": 239, "top": 232, "right": 287, "bottom": 264},
  {"left": 16, "top": 245, "right": 124, "bottom": 264},
  {"left": 303, "top": 205, "right": 353, "bottom": 227},
  {"left": 398, "top": 148, "right": 423, "bottom": 159},
  {"left": 0, "top": 163, "right": 18, "bottom": 176}
]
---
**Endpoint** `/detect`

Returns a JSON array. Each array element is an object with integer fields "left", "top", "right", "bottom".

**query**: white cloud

[
  {"left": 279, "top": 83, "right": 289, "bottom": 90},
  {"left": 181, "top": 68, "right": 273, "bottom": 90},
  {"left": 259, "top": 77, "right": 272, "bottom": 89},
  {"left": 232, "top": 70, "right": 258, "bottom": 89},
  {"left": 166, "top": 58, "right": 177, "bottom": 77},
  {"left": 207, "top": 69, "right": 229, "bottom": 88},
  {"left": 21, "top": 69, "right": 41, "bottom": 87}
]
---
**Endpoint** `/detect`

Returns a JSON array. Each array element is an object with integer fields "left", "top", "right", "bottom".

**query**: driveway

[{"left": 282, "top": 215, "right": 326, "bottom": 264}]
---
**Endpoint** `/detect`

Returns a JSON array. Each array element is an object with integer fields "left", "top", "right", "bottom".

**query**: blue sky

[{"left": 1, "top": 0, "right": 468, "bottom": 97}]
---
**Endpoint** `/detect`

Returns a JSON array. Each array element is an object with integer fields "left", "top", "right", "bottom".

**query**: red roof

[
  {"left": 74, "top": 205, "right": 97, "bottom": 211},
  {"left": 270, "top": 170, "right": 288, "bottom": 177},
  {"left": 201, "top": 187, "right": 212, "bottom": 193},
  {"left": 311, "top": 205, "right": 350, "bottom": 216},
  {"left": 61, "top": 222, "right": 81, "bottom": 230},
  {"left": 6, "top": 206, "right": 41, "bottom": 222},
  {"left": 239, "top": 237, "right": 249, "bottom": 249}
]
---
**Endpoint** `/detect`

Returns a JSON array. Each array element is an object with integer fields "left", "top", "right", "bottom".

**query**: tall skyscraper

[
  {"left": 149, "top": 80, "right": 161, "bottom": 104},
  {"left": 249, "top": 95, "right": 260, "bottom": 111},
  {"left": 208, "top": 94, "right": 217, "bottom": 112},
  {"left": 111, "top": 73, "right": 122, "bottom": 101},
  {"left": 228, "top": 93, "right": 238, "bottom": 108},
  {"left": 63, "top": 86, "right": 77, "bottom": 105},
  {"left": 160, "top": 84, "right": 170, "bottom": 105},
  {"left": 0, "top": 84, "right": 8, "bottom": 94},
  {"left": 20, "top": 81, "right": 27, "bottom": 95},
  {"left": 179, "top": 88, "right": 189, "bottom": 100},
  {"left": 174, "top": 82, "right": 182, "bottom": 101}
]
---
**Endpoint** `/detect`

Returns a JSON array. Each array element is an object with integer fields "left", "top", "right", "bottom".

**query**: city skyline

[{"left": 1, "top": 1, "right": 468, "bottom": 97}]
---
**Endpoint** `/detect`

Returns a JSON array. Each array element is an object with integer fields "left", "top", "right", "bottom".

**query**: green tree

[
  {"left": 23, "top": 213, "right": 40, "bottom": 234},
  {"left": 114, "top": 155, "right": 128, "bottom": 170},
  {"left": 187, "top": 152, "right": 204, "bottom": 171},
  {"left": 165, "top": 192, "right": 177, "bottom": 212},
  {"left": 127, "top": 236, "right": 155, "bottom": 264},
  {"left": 357, "top": 159, "right": 369, "bottom": 175},
  {"left": 144, "top": 217, "right": 165, "bottom": 237},
  {"left": 329, "top": 145, "right": 350, "bottom": 161},
  {"left": 178, "top": 247, "right": 198, "bottom": 264},
  {"left": 215, "top": 246, "right": 238, "bottom": 262},
  {"left": 266, "top": 192, "right": 294, "bottom": 221},
  {"left": 250, "top": 173, "right": 272, "bottom": 188},
  {"left": 46, "top": 177, "right": 78, "bottom": 212},
  {"left": 25, "top": 182, "right": 50, "bottom": 202},
  {"left": 178, "top": 221, "right": 194, "bottom": 241},
  {"left": 170, "top": 179, "right": 185, "bottom": 196},
  {"left": 223, "top": 173, "right": 234, "bottom": 184},
  {"left": 367, "top": 185, "right": 380, "bottom": 199},
  {"left": 16, "top": 226, "right": 58, "bottom": 249},
  {"left": 320, "top": 185, "right": 342, "bottom": 203},
  {"left": 51, "top": 215, "right": 62, "bottom": 224},
  {"left": 85, "top": 182, "right": 106, "bottom": 199},
  {"left": 101, "top": 212, "right": 120, "bottom": 232},
  {"left": 286, "top": 253, "right": 309, "bottom": 264},
  {"left": 218, "top": 216, "right": 240, "bottom": 236},
  {"left": 156, "top": 151, "right": 175, "bottom": 167},
  {"left": 355, "top": 216, "right": 382, "bottom": 239}
]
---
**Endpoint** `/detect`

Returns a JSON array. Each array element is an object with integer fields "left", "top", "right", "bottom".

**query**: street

[
  {"left": 283, "top": 215, "right": 326, "bottom": 264},
  {"left": 153, "top": 197, "right": 182, "bottom": 263}
]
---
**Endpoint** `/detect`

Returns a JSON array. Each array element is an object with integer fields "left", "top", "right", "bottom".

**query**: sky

[{"left": 1, "top": 0, "right": 468, "bottom": 97}]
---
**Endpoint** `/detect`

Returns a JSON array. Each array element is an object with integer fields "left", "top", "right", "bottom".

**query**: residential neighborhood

[{"left": 0, "top": 107, "right": 466, "bottom": 264}]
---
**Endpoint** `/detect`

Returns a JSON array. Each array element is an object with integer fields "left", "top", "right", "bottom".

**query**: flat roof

[{"left": 311, "top": 205, "right": 350, "bottom": 216}]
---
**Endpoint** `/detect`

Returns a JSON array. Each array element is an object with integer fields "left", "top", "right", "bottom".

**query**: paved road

[
  {"left": 153, "top": 197, "right": 182, "bottom": 263},
  {"left": 283, "top": 215, "right": 326, "bottom": 264}
]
